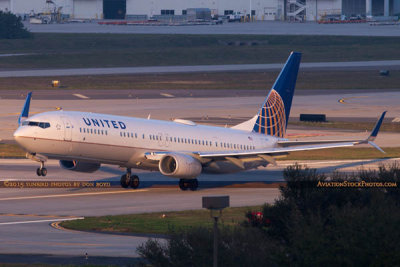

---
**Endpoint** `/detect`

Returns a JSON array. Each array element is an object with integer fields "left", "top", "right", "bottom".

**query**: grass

[
  {"left": 1, "top": 33, "right": 400, "bottom": 69},
  {"left": 0, "top": 144, "right": 25, "bottom": 158},
  {"left": 290, "top": 121, "right": 400, "bottom": 133},
  {"left": 1, "top": 70, "right": 400, "bottom": 90},
  {"left": 60, "top": 206, "right": 261, "bottom": 235}
]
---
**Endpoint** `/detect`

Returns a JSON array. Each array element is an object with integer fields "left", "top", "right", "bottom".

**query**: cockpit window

[{"left": 22, "top": 121, "right": 50, "bottom": 129}]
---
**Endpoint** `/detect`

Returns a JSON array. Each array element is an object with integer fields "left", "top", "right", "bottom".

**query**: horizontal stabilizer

[{"left": 231, "top": 115, "right": 258, "bottom": 131}]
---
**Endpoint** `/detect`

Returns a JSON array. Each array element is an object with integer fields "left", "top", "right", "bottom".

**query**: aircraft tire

[
  {"left": 120, "top": 174, "right": 130, "bottom": 188},
  {"left": 189, "top": 179, "right": 198, "bottom": 191},
  {"left": 40, "top": 168, "right": 47, "bottom": 177},
  {"left": 130, "top": 175, "right": 140, "bottom": 189},
  {"left": 179, "top": 179, "right": 188, "bottom": 191},
  {"left": 36, "top": 168, "right": 42, "bottom": 176}
]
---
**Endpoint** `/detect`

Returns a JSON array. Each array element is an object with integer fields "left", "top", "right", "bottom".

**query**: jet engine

[
  {"left": 59, "top": 160, "right": 100, "bottom": 173},
  {"left": 159, "top": 153, "right": 202, "bottom": 179}
]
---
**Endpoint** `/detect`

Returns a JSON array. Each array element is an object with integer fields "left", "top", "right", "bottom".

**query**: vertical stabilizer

[
  {"left": 18, "top": 92, "right": 32, "bottom": 125},
  {"left": 252, "top": 52, "right": 301, "bottom": 137}
]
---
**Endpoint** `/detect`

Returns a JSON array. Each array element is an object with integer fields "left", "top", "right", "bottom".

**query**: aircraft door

[
  {"left": 158, "top": 132, "right": 164, "bottom": 147},
  {"left": 61, "top": 117, "right": 72, "bottom": 141},
  {"left": 165, "top": 133, "right": 170, "bottom": 147}
]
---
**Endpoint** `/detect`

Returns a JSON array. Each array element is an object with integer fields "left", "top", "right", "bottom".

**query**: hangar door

[
  {"left": 103, "top": 0, "right": 126, "bottom": 19},
  {"left": 342, "top": 0, "right": 366, "bottom": 17}
]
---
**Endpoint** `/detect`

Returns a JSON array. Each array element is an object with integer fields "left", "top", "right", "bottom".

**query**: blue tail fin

[
  {"left": 18, "top": 92, "right": 32, "bottom": 125},
  {"left": 252, "top": 52, "right": 301, "bottom": 137}
]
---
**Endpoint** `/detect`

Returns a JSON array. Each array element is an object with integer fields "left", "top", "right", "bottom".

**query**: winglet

[
  {"left": 18, "top": 92, "right": 32, "bottom": 125},
  {"left": 358, "top": 111, "right": 386, "bottom": 153},
  {"left": 368, "top": 111, "right": 386, "bottom": 141}
]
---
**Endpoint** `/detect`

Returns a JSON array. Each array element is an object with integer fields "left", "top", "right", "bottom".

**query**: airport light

[
  {"left": 202, "top": 195, "right": 230, "bottom": 267},
  {"left": 52, "top": 80, "right": 60, "bottom": 87}
]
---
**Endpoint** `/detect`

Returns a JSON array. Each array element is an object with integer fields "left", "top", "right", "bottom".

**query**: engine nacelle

[
  {"left": 159, "top": 153, "right": 202, "bottom": 179},
  {"left": 59, "top": 160, "right": 101, "bottom": 173}
]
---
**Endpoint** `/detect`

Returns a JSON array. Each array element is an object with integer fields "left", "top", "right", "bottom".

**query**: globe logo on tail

[{"left": 253, "top": 89, "right": 286, "bottom": 138}]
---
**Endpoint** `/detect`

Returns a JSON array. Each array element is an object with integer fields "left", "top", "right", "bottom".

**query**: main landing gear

[
  {"left": 179, "top": 179, "right": 198, "bottom": 191},
  {"left": 120, "top": 168, "right": 140, "bottom": 189},
  {"left": 36, "top": 161, "right": 47, "bottom": 177}
]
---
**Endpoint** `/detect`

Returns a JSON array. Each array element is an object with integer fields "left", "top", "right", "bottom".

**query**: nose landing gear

[
  {"left": 120, "top": 168, "right": 140, "bottom": 189},
  {"left": 36, "top": 161, "right": 47, "bottom": 176}
]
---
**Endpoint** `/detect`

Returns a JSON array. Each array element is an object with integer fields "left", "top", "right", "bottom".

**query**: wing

[
  {"left": 199, "top": 111, "right": 387, "bottom": 159},
  {"left": 144, "top": 112, "right": 386, "bottom": 166}
]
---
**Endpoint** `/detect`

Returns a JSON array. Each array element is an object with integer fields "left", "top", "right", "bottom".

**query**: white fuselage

[{"left": 14, "top": 111, "right": 279, "bottom": 174}]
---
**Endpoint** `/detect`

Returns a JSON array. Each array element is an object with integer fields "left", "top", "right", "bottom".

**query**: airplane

[{"left": 13, "top": 52, "right": 387, "bottom": 191}]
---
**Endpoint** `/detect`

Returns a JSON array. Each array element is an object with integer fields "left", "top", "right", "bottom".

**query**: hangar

[{"left": 0, "top": 0, "right": 398, "bottom": 21}]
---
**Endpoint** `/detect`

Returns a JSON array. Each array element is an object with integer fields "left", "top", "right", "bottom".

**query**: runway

[{"left": 1, "top": 60, "right": 400, "bottom": 77}]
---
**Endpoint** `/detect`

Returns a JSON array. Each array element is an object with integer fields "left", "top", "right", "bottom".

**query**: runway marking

[
  {"left": 0, "top": 189, "right": 148, "bottom": 201},
  {"left": 51, "top": 221, "right": 71, "bottom": 231},
  {"left": 73, "top": 93, "right": 90, "bottom": 99},
  {"left": 0, "top": 213, "right": 77, "bottom": 218},
  {"left": 0, "top": 217, "right": 83, "bottom": 226},
  {"left": 160, "top": 93, "right": 175, "bottom": 98},
  {"left": 338, "top": 96, "right": 368, "bottom": 104}
]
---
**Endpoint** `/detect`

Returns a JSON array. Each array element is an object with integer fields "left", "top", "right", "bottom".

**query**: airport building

[{"left": 0, "top": 0, "right": 398, "bottom": 21}]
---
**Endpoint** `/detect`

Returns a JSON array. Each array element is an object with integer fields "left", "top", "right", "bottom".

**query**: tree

[
  {"left": 138, "top": 164, "right": 400, "bottom": 266},
  {"left": 0, "top": 11, "right": 31, "bottom": 39}
]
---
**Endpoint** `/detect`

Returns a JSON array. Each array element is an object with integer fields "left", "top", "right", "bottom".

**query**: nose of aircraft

[{"left": 13, "top": 127, "right": 27, "bottom": 147}]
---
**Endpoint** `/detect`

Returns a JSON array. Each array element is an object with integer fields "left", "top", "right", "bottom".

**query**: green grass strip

[{"left": 60, "top": 206, "right": 261, "bottom": 235}]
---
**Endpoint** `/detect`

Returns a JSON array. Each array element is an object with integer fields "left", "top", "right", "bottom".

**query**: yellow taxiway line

[{"left": 338, "top": 96, "right": 368, "bottom": 104}]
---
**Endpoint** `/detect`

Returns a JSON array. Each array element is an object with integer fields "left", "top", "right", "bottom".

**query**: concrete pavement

[{"left": 1, "top": 60, "right": 400, "bottom": 78}]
